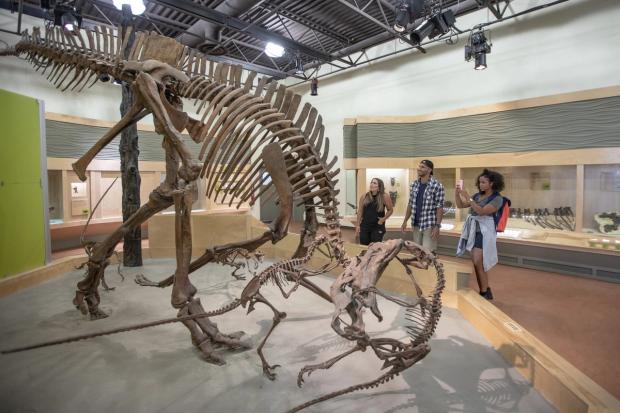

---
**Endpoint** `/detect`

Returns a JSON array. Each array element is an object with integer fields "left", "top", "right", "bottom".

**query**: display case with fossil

[
  {"left": 365, "top": 168, "right": 409, "bottom": 217},
  {"left": 461, "top": 165, "right": 578, "bottom": 235},
  {"left": 433, "top": 168, "right": 456, "bottom": 229},
  {"left": 584, "top": 164, "right": 620, "bottom": 243}
]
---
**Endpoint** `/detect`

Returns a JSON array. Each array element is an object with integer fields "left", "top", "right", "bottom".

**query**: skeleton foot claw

[
  {"left": 73, "top": 291, "right": 108, "bottom": 320},
  {"left": 263, "top": 363, "right": 281, "bottom": 381},
  {"left": 213, "top": 332, "right": 251, "bottom": 351},
  {"left": 89, "top": 308, "right": 109, "bottom": 320},
  {"left": 297, "top": 366, "right": 314, "bottom": 388},
  {"left": 73, "top": 291, "right": 89, "bottom": 315},
  {"left": 134, "top": 273, "right": 163, "bottom": 287},
  {"left": 203, "top": 353, "right": 226, "bottom": 366}
]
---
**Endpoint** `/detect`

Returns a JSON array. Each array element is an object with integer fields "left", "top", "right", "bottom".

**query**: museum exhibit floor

[
  {"left": 0, "top": 259, "right": 556, "bottom": 413},
  {"left": 288, "top": 223, "right": 620, "bottom": 400}
]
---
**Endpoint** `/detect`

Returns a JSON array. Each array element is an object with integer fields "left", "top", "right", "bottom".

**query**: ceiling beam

[
  {"left": 205, "top": 53, "right": 301, "bottom": 80},
  {"left": 335, "top": 0, "right": 422, "bottom": 49},
  {"left": 261, "top": 2, "right": 352, "bottom": 46},
  {"left": 151, "top": 0, "right": 333, "bottom": 62}
]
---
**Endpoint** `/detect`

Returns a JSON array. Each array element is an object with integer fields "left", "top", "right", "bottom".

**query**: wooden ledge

[
  {"left": 0, "top": 256, "right": 88, "bottom": 299},
  {"left": 458, "top": 289, "right": 620, "bottom": 413}
]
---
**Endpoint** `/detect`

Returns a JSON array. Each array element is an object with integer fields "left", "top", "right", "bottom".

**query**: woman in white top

[{"left": 455, "top": 169, "right": 505, "bottom": 300}]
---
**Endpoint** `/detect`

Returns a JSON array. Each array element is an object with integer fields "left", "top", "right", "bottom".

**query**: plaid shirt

[{"left": 408, "top": 177, "right": 445, "bottom": 231}]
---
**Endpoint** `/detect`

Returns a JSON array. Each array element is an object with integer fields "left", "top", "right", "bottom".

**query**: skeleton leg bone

[
  {"left": 73, "top": 188, "right": 173, "bottom": 319},
  {"left": 134, "top": 73, "right": 201, "bottom": 182},
  {"left": 72, "top": 99, "right": 149, "bottom": 181},
  {"left": 170, "top": 181, "right": 249, "bottom": 363},
  {"left": 246, "top": 292, "right": 287, "bottom": 380},
  {"left": 297, "top": 344, "right": 364, "bottom": 387},
  {"left": 136, "top": 142, "right": 294, "bottom": 288}
]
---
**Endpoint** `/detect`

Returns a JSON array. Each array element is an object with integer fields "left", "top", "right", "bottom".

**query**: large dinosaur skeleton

[{"left": 1, "top": 25, "right": 445, "bottom": 412}]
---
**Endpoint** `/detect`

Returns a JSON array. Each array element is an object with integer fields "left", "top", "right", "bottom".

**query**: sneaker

[{"left": 482, "top": 288, "right": 494, "bottom": 300}]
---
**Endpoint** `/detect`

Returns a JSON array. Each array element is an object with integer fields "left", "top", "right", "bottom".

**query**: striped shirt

[{"left": 408, "top": 177, "right": 445, "bottom": 231}]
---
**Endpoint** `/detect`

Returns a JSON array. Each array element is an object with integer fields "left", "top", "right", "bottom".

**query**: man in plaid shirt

[{"left": 401, "top": 159, "right": 445, "bottom": 251}]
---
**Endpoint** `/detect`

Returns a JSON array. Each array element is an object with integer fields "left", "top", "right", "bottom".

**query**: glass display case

[
  {"left": 347, "top": 160, "right": 619, "bottom": 253},
  {"left": 461, "top": 166, "right": 577, "bottom": 240},
  {"left": 365, "top": 168, "right": 409, "bottom": 227},
  {"left": 433, "top": 168, "right": 456, "bottom": 230},
  {"left": 345, "top": 170, "right": 356, "bottom": 216},
  {"left": 47, "top": 164, "right": 165, "bottom": 225},
  {"left": 47, "top": 170, "right": 63, "bottom": 223},
  {"left": 67, "top": 170, "right": 91, "bottom": 219},
  {"left": 584, "top": 164, "right": 620, "bottom": 250}
]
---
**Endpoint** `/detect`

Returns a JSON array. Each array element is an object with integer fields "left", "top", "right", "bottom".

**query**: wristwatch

[{"left": 433, "top": 223, "right": 441, "bottom": 228}]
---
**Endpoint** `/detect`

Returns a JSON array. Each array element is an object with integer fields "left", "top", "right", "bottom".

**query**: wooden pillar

[
  {"left": 455, "top": 168, "right": 463, "bottom": 225},
  {"left": 575, "top": 164, "right": 584, "bottom": 232},
  {"left": 61, "top": 169, "right": 70, "bottom": 223},
  {"left": 89, "top": 171, "right": 103, "bottom": 219},
  {"left": 356, "top": 168, "right": 366, "bottom": 208}
]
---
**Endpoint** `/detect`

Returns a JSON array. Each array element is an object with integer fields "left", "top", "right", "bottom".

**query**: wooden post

[
  {"left": 575, "top": 164, "right": 584, "bottom": 232},
  {"left": 90, "top": 171, "right": 103, "bottom": 219},
  {"left": 120, "top": 7, "right": 142, "bottom": 266},
  {"left": 356, "top": 168, "right": 366, "bottom": 208},
  {"left": 455, "top": 168, "right": 463, "bottom": 225}
]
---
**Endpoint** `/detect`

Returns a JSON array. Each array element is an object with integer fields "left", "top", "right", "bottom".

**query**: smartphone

[{"left": 457, "top": 179, "right": 464, "bottom": 190}]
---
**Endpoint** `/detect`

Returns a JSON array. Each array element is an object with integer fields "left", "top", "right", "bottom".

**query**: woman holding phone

[
  {"left": 455, "top": 169, "right": 505, "bottom": 300},
  {"left": 356, "top": 178, "right": 394, "bottom": 245}
]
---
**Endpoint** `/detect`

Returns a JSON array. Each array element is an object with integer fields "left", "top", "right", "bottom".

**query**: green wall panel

[
  {"left": 343, "top": 125, "right": 357, "bottom": 159},
  {"left": 345, "top": 95, "right": 620, "bottom": 158},
  {"left": 0, "top": 89, "right": 46, "bottom": 278},
  {"left": 45, "top": 120, "right": 202, "bottom": 161}
]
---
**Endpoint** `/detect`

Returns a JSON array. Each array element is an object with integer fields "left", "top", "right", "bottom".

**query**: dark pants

[
  {"left": 474, "top": 232, "right": 484, "bottom": 249},
  {"left": 359, "top": 225, "right": 385, "bottom": 245}
]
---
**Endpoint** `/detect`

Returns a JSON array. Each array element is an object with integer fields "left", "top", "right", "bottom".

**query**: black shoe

[{"left": 481, "top": 288, "right": 494, "bottom": 300}]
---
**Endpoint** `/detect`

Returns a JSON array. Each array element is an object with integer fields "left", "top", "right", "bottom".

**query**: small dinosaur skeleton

[{"left": 1, "top": 25, "right": 445, "bottom": 412}]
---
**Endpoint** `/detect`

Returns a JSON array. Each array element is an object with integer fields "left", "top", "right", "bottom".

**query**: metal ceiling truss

[{"left": 1, "top": 0, "right": 566, "bottom": 81}]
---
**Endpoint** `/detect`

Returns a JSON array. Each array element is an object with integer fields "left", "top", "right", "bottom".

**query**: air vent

[{"left": 522, "top": 259, "right": 593, "bottom": 276}]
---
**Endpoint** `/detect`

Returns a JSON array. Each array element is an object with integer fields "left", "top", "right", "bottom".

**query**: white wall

[
  {"left": 285, "top": 0, "right": 620, "bottom": 214},
  {"left": 0, "top": 10, "right": 123, "bottom": 121},
  {"left": 2, "top": 1, "right": 619, "bottom": 216}
]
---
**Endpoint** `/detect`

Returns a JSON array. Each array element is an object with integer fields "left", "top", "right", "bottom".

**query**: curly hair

[{"left": 475, "top": 168, "right": 505, "bottom": 192}]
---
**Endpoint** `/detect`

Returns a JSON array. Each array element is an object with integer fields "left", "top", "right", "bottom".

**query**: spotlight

[
  {"left": 53, "top": 4, "right": 82, "bottom": 33},
  {"left": 310, "top": 78, "right": 318, "bottom": 96},
  {"left": 393, "top": 0, "right": 425, "bottom": 33},
  {"left": 465, "top": 30, "right": 491, "bottom": 70},
  {"left": 61, "top": 12, "right": 79, "bottom": 32},
  {"left": 265, "top": 42, "right": 285, "bottom": 58},
  {"left": 393, "top": 3, "right": 410, "bottom": 33},
  {"left": 112, "top": 0, "right": 146, "bottom": 15},
  {"left": 294, "top": 55, "right": 305, "bottom": 75},
  {"left": 474, "top": 53, "right": 487, "bottom": 70},
  {"left": 410, "top": 9, "right": 456, "bottom": 45},
  {"left": 409, "top": 19, "right": 435, "bottom": 44},
  {"left": 429, "top": 10, "right": 455, "bottom": 39}
]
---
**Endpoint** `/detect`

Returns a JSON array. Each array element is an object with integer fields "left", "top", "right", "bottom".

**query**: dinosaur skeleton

[{"left": 1, "top": 25, "right": 445, "bottom": 412}]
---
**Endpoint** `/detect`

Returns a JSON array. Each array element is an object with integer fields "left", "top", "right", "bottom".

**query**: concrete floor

[{"left": 0, "top": 259, "right": 556, "bottom": 413}]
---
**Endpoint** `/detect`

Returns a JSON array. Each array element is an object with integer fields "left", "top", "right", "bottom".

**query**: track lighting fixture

[
  {"left": 392, "top": 0, "right": 425, "bottom": 33},
  {"left": 409, "top": 9, "right": 456, "bottom": 45},
  {"left": 294, "top": 55, "right": 305, "bottom": 75},
  {"left": 310, "top": 78, "right": 318, "bottom": 96},
  {"left": 53, "top": 3, "right": 82, "bottom": 33},
  {"left": 465, "top": 29, "right": 491, "bottom": 70}
]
